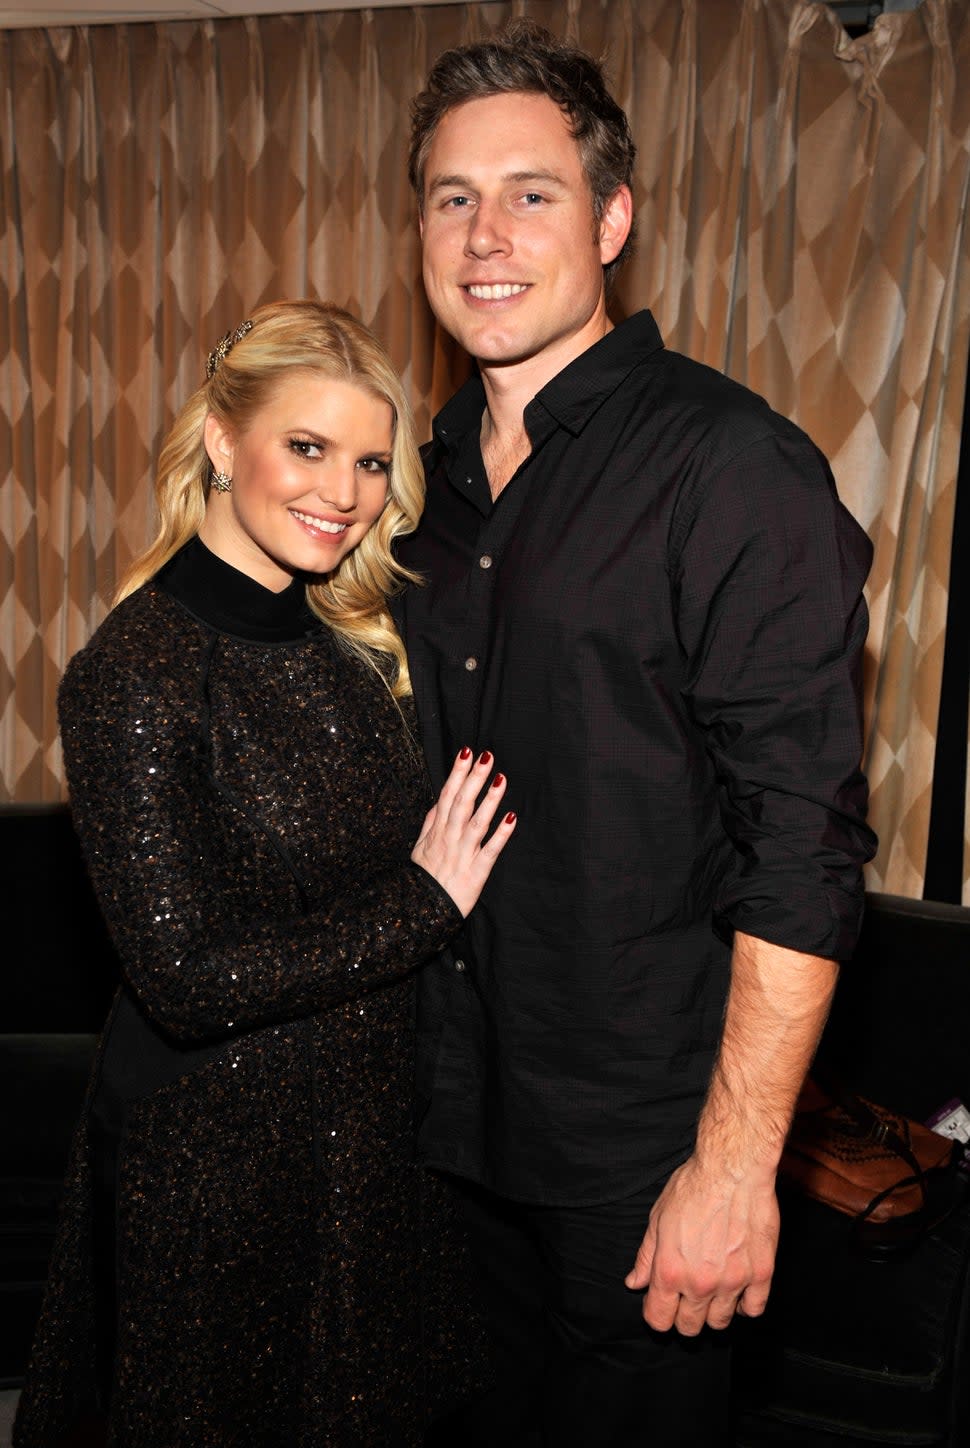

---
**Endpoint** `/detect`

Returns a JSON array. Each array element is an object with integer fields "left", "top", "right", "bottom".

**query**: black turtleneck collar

[{"left": 155, "top": 537, "right": 320, "bottom": 644}]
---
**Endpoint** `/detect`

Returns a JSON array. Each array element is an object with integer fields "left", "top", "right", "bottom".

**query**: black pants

[{"left": 435, "top": 1175, "right": 732, "bottom": 1448}]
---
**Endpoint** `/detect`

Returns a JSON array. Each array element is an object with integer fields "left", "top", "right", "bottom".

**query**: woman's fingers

[
  {"left": 436, "top": 750, "right": 498, "bottom": 835},
  {"left": 411, "top": 747, "right": 517, "bottom": 917},
  {"left": 414, "top": 747, "right": 480, "bottom": 845},
  {"left": 477, "top": 801, "right": 517, "bottom": 863},
  {"left": 468, "top": 769, "right": 509, "bottom": 839}
]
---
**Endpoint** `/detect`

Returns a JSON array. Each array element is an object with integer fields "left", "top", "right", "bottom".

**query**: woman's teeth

[{"left": 292, "top": 511, "right": 347, "bottom": 534}]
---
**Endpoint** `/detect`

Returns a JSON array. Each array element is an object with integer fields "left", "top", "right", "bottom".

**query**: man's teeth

[
  {"left": 292, "top": 511, "right": 347, "bottom": 534},
  {"left": 467, "top": 283, "right": 528, "bottom": 300}
]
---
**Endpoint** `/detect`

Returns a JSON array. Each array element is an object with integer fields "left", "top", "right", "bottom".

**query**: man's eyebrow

[
  {"left": 426, "top": 169, "right": 568, "bottom": 195},
  {"left": 426, "top": 173, "right": 475, "bottom": 195},
  {"left": 503, "top": 170, "right": 568, "bottom": 188}
]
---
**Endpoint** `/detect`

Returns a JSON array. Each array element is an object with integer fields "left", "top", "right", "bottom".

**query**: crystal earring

[{"left": 211, "top": 470, "right": 232, "bottom": 494}]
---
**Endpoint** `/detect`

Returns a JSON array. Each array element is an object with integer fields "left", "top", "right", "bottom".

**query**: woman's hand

[{"left": 411, "top": 748, "right": 516, "bottom": 917}]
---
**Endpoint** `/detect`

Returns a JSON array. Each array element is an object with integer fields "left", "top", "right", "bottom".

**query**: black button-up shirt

[{"left": 398, "top": 311, "right": 876, "bottom": 1206}]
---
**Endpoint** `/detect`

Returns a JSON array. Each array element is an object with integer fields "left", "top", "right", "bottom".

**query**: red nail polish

[
  {"left": 459, "top": 746, "right": 472, "bottom": 760},
  {"left": 478, "top": 750, "right": 492, "bottom": 767},
  {"left": 504, "top": 811, "right": 516, "bottom": 825},
  {"left": 491, "top": 773, "right": 505, "bottom": 789}
]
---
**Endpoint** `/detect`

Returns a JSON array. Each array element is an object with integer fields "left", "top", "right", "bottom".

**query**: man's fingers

[
  {"left": 624, "top": 1226, "right": 655, "bottom": 1290},
  {"left": 737, "top": 1280, "right": 771, "bottom": 1319},
  {"left": 640, "top": 1284, "right": 679, "bottom": 1333},
  {"left": 672, "top": 1299, "right": 710, "bottom": 1337},
  {"left": 705, "top": 1292, "right": 740, "bottom": 1331},
  {"left": 641, "top": 1288, "right": 741, "bottom": 1336}
]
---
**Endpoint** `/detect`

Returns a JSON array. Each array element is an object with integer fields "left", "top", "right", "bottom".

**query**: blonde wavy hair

[{"left": 116, "top": 300, "right": 424, "bottom": 696}]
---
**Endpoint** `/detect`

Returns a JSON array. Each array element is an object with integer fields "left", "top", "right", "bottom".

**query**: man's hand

[
  {"left": 623, "top": 930, "right": 839, "bottom": 1336},
  {"left": 624, "top": 1154, "right": 778, "bottom": 1335}
]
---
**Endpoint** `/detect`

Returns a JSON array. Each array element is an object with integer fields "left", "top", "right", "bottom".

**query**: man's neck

[{"left": 477, "top": 315, "right": 614, "bottom": 500}]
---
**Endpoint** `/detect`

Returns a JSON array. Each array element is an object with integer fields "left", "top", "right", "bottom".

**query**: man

[{"left": 399, "top": 21, "right": 876, "bottom": 1447}]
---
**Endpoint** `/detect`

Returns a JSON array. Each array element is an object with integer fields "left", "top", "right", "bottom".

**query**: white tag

[{"left": 926, "top": 1098, "right": 970, "bottom": 1145}]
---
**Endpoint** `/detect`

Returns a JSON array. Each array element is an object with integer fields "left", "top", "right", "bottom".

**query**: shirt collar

[
  {"left": 429, "top": 310, "right": 665, "bottom": 462},
  {"left": 531, "top": 310, "right": 664, "bottom": 437}
]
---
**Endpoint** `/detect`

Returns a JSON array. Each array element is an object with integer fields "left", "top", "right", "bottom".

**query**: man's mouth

[
  {"left": 465, "top": 283, "right": 529, "bottom": 300},
  {"left": 291, "top": 510, "right": 348, "bottom": 535}
]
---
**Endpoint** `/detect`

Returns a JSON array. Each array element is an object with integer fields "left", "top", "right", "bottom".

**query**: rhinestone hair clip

[{"left": 206, "top": 318, "right": 254, "bottom": 379}]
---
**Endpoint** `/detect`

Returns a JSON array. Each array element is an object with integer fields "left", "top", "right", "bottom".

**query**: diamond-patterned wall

[{"left": 1, "top": 0, "right": 968, "bottom": 898}]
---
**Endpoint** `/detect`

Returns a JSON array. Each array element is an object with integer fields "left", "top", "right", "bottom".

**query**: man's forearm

[{"left": 693, "top": 930, "right": 839, "bottom": 1178}]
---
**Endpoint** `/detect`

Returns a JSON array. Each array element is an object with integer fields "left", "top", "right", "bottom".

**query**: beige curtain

[{"left": 2, "top": 0, "right": 969, "bottom": 899}]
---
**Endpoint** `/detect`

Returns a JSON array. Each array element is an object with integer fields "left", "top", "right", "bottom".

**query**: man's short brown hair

[{"left": 408, "top": 20, "right": 637, "bottom": 286}]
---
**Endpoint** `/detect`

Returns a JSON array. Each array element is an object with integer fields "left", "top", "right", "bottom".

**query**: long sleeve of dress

[{"left": 57, "top": 605, "right": 462, "bottom": 1046}]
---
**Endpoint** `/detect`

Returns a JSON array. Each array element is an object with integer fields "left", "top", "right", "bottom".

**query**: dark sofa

[{"left": 733, "top": 892, "right": 970, "bottom": 1447}]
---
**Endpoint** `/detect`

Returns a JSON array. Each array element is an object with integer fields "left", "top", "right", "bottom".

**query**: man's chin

[
  {"left": 460, "top": 331, "right": 544, "bottom": 369},
  {"left": 431, "top": 308, "right": 537, "bottom": 368}
]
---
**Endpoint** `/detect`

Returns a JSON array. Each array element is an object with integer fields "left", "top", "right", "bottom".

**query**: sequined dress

[{"left": 14, "top": 538, "right": 481, "bottom": 1448}]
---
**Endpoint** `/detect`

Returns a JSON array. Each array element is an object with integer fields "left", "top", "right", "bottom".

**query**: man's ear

[
  {"left": 203, "top": 412, "right": 234, "bottom": 477},
  {"left": 599, "top": 185, "right": 634, "bottom": 267}
]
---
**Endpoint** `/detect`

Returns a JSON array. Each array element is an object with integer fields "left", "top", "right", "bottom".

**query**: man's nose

[{"left": 464, "top": 199, "right": 512, "bottom": 258}]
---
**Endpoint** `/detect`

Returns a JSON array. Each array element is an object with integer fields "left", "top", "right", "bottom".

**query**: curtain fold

[{"left": 2, "top": 0, "right": 968, "bottom": 897}]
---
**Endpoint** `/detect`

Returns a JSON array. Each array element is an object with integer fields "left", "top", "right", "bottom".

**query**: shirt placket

[{"left": 445, "top": 447, "right": 538, "bottom": 753}]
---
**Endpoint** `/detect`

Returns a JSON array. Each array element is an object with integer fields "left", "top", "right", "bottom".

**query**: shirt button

[
  {"left": 454, "top": 959, "right": 466, "bottom": 973},
  {"left": 464, "top": 657, "right": 478, "bottom": 671},
  {"left": 465, "top": 476, "right": 473, "bottom": 487},
  {"left": 479, "top": 554, "right": 493, "bottom": 569}
]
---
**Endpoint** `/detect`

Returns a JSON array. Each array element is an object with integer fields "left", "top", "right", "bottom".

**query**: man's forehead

[
  {"left": 434, "top": 90, "right": 570, "bottom": 128},
  {"left": 424, "top": 94, "right": 582, "bottom": 180}
]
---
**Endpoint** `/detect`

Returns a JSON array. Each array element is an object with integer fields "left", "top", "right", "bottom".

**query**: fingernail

[
  {"left": 504, "top": 811, "right": 516, "bottom": 824},
  {"left": 459, "top": 746, "right": 472, "bottom": 759},
  {"left": 491, "top": 773, "right": 505, "bottom": 789},
  {"left": 477, "top": 750, "right": 492, "bottom": 766}
]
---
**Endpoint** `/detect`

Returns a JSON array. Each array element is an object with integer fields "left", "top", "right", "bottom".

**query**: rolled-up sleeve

[{"left": 670, "top": 427, "right": 878, "bottom": 960}]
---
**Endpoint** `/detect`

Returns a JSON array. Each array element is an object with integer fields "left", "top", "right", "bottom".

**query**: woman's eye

[
  {"left": 289, "top": 438, "right": 322, "bottom": 459},
  {"left": 358, "top": 458, "right": 390, "bottom": 475}
]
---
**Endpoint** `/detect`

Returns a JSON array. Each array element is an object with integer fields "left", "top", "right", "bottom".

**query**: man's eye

[{"left": 445, "top": 195, "right": 472, "bottom": 209}]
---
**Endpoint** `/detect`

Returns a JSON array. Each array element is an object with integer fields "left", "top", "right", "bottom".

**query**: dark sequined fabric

[{"left": 14, "top": 542, "right": 486, "bottom": 1448}]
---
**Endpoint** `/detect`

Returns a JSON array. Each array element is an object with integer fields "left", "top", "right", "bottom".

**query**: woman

[{"left": 14, "top": 301, "right": 515, "bottom": 1447}]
